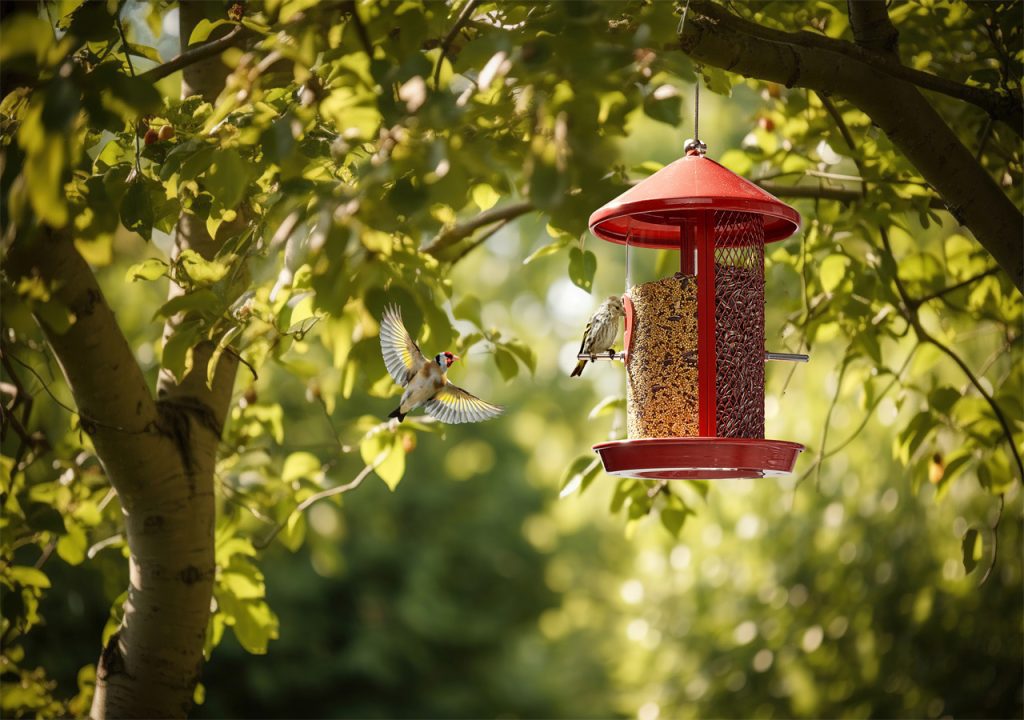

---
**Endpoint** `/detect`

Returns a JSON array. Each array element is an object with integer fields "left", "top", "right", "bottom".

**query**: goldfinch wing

[
  {"left": 380, "top": 304, "right": 425, "bottom": 386},
  {"left": 424, "top": 383, "right": 503, "bottom": 424}
]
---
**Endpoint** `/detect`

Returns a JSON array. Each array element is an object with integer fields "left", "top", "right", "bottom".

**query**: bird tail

[
  {"left": 570, "top": 360, "right": 586, "bottom": 378},
  {"left": 388, "top": 407, "right": 406, "bottom": 422}
]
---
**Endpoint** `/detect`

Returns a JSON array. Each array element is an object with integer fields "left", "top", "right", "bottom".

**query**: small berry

[
  {"left": 228, "top": 3, "right": 244, "bottom": 21},
  {"left": 757, "top": 116, "right": 775, "bottom": 132},
  {"left": 158, "top": 124, "right": 175, "bottom": 141},
  {"left": 143, "top": 128, "right": 159, "bottom": 145}
]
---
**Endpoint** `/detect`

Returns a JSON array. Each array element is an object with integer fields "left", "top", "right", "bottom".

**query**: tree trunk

[{"left": 87, "top": 3, "right": 239, "bottom": 716}]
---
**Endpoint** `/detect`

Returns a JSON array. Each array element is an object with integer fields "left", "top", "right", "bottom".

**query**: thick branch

[
  {"left": 422, "top": 200, "right": 535, "bottom": 256},
  {"left": 679, "top": 1, "right": 1024, "bottom": 293},
  {"left": 756, "top": 181, "right": 945, "bottom": 209},
  {"left": 5, "top": 228, "right": 162, "bottom": 494},
  {"left": 847, "top": 0, "right": 899, "bottom": 54},
  {"left": 137, "top": 24, "right": 245, "bottom": 83},
  {"left": 683, "top": 3, "right": 1021, "bottom": 134}
]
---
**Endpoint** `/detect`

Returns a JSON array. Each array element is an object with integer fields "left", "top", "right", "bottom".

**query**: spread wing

[
  {"left": 424, "top": 383, "right": 503, "bottom": 424},
  {"left": 380, "top": 304, "right": 425, "bottom": 386}
]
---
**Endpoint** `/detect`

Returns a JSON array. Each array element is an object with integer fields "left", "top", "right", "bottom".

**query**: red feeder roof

[{"left": 589, "top": 154, "right": 800, "bottom": 249}]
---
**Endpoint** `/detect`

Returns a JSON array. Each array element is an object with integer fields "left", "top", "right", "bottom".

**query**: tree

[{"left": 1, "top": 1, "right": 1019, "bottom": 718}]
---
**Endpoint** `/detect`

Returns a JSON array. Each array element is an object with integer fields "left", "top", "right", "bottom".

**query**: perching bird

[
  {"left": 379, "top": 304, "right": 503, "bottom": 424},
  {"left": 570, "top": 295, "right": 626, "bottom": 377}
]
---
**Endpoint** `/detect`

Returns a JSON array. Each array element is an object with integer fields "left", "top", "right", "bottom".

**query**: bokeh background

[{"left": 18, "top": 80, "right": 1022, "bottom": 719}]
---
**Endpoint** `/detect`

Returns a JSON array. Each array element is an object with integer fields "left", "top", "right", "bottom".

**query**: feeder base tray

[{"left": 593, "top": 437, "right": 803, "bottom": 480}]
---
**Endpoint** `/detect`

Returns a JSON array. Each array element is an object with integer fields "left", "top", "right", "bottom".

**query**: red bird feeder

[{"left": 588, "top": 140, "right": 805, "bottom": 480}]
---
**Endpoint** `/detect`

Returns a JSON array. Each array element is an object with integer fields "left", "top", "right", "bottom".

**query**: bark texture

[{"left": 678, "top": 1, "right": 1024, "bottom": 294}]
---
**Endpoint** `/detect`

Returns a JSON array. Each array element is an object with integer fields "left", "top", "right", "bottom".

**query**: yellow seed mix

[{"left": 626, "top": 274, "right": 699, "bottom": 438}]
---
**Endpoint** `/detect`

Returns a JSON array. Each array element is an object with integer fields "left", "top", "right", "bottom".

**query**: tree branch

[
  {"left": 137, "top": 24, "right": 245, "bottom": 83},
  {"left": 422, "top": 200, "right": 534, "bottom": 257},
  {"left": 687, "top": 3, "right": 1022, "bottom": 134},
  {"left": 846, "top": 0, "right": 899, "bottom": 55},
  {"left": 433, "top": 0, "right": 480, "bottom": 89},
  {"left": 679, "top": 1, "right": 1024, "bottom": 293},
  {"left": 4, "top": 227, "right": 164, "bottom": 494},
  {"left": 879, "top": 226, "right": 1023, "bottom": 484},
  {"left": 755, "top": 181, "right": 945, "bottom": 209}
]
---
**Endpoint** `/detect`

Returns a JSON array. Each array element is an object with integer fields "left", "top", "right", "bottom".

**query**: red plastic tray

[{"left": 593, "top": 437, "right": 804, "bottom": 480}]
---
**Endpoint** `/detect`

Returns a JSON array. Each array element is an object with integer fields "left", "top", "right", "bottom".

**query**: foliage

[{"left": 0, "top": 0, "right": 1020, "bottom": 717}]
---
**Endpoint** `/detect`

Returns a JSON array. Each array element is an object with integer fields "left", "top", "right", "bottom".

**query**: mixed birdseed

[
  {"left": 626, "top": 274, "right": 699, "bottom": 438},
  {"left": 625, "top": 264, "right": 765, "bottom": 440}
]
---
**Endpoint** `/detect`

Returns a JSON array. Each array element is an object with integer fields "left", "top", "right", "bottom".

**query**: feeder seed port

[{"left": 577, "top": 351, "right": 809, "bottom": 362}]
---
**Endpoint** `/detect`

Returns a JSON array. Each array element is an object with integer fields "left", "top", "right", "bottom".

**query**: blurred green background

[{"left": 17, "top": 79, "right": 1021, "bottom": 719}]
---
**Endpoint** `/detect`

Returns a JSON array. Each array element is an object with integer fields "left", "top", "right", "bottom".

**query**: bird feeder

[{"left": 588, "top": 140, "right": 805, "bottom": 480}]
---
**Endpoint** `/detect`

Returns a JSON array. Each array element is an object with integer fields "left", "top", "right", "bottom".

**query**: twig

[
  {"left": 254, "top": 462, "right": 377, "bottom": 549},
  {"left": 5, "top": 351, "right": 130, "bottom": 433},
  {"left": 879, "top": 226, "right": 1024, "bottom": 483},
  {"left": 978, "top": 494, "right": 1004, "bottom": 586},
  {"left": 450, "top": 218, "right": 511, "bottom": 263},
  {"left": 432, "top": 0, "right": 480, "bottom": 90},
  {"left": 114, "top": 9, "right": 142, "bottom": 174},
  {"left": 137, "top": 25, "right": 246, "bottom": 83},
  {"left": 223, "top": 347, "right": 258, "bottom": 381},
  {"left": 342, "top": 1, "right": 373, "bottom": 57},
  {"left": 422, "top": 200, "right": 534, "bottom": 256},
  {"left": 813, "top": 354, "right": 850, "bottom": 489},
  {"left": 756, "top": 182, "right": 946, "bottom": 209},
  {"left": 909, "top": 267, "right": 1000, "bottom": 308}
]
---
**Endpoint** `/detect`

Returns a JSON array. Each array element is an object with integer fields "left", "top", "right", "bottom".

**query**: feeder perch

[{"left": 588, "top": 142, "right": 805, "bottom": 480}]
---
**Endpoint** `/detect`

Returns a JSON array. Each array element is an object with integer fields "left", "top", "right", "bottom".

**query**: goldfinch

[
  {"left": 379, "top": 304, "right": 503, "bottom": 424},
  {"left": 570, "top": 295, "right": 625, "bottom": 377}
]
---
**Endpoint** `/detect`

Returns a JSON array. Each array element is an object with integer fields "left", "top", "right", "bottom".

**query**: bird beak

[{"left": 451, "top": 354, "right": 461, "bottom": 362}]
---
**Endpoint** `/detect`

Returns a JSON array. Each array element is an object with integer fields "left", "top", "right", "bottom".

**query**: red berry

[
  {"left": 757, "top": 116, "right": 775, "bottom": 132},
  {"left": 158, "top": 125, "right": 175, "bottom": 141},
  {"left": 144, "top": 128, "right": 159, "bottom": 145}
]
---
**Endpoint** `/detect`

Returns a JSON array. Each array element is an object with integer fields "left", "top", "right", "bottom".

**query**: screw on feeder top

[{"left": 684, "top": 138, "right": 707, "bottom": 157}]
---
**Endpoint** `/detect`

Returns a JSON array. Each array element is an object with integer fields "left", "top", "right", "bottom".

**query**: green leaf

[
  {"left": 643, "top": 87, "right": 682, "bottom": 126},
  {"left": 205, "top": 149, "right": 253, "bottom": 210},
  {"left": 568, "top": 248, "right": 597, "bottom": 292},
  {"left": 126, "top": 258, "right": 168, "bottom": 282},
  {"left": 928, "top": 387, "right": 961, "bottom": 416},
  {"left": 471, "top": 184, "right": 500, "bottom": 211},
  {"left": 127, "top": 42, "right": 161, "bottom": 62},
  {"left": 7, "top": 566, "right": 51, "bottom": 589},
  {"left": 660, "top": 507, "right": 692, "bottom": 536},
  {"left": 361, "top": 429, "right": 405, "bottom": 491},
  {"left": 504, "top": 340, "right": 537, "bottom": 375},
  {"left": 589, "top": 395, "right": 625, "bottom": 420},
  {"left": 559, "top": 455, "right": 602, "bottom": 498},
  {"left": 279, "top": 511, "right": 306, "bottom": 552},
  {"left": 162, "top": 322, "right": 202, "bottom": 380},
  {"left": 453, "top": 295, "right": 483, "bottom": 328},
  {"left": 282, "top": 452, "right": 321, "bottom": 483},
  {"left": 523, "top": 236, "right": 571, "bottom": 265},
  {"left": 120, "top": 179, "right": 154, "bottom": 238},
  {"left": 819, "top": 255, "right": 850, "bottom": 294},
  {"left": 189, "top": 18, "right": 232, "bottom": 45},
  {"left": 154, "top": 289, "right": 220, "bottom": 319},
  {"left": 178, "top": 249, "right": 229, "bottom": 285},
  {"left": 493, "top": 346, "right": 518, "bottom": 381},
  {"left": 961, "top": 527, "right": 980, "bottom": 574}
]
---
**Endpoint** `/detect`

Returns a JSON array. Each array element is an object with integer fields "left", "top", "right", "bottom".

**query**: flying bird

[
  {"left": 570, "top": 295, "right": 626, "bottom": 377},
  {"left": 379, "top": 304, "right": 503, "bottom": 424}
]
